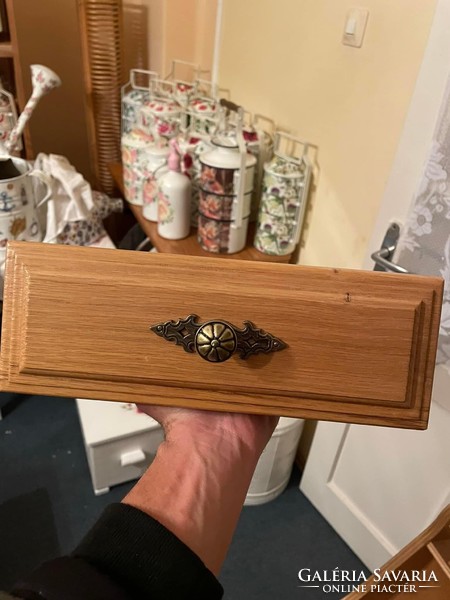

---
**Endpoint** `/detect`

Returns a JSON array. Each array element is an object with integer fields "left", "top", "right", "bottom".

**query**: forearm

[
  {"left": 11, "top": 411, "right": 274, "bottom": 600},
  {"left": 123, "top": 417, "right": 266, "bottom": 575}
]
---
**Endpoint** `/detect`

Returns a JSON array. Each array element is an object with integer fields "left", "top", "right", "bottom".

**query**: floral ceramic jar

[
  {"left": 122, "top": 89, "right": 152, "bottom": 135},
  {"left": 198, "top": 212, "right": 250, "bottom": 254},
  {"left": 174, "top": 80, "right": 197, "bottom": 107},
  {"left": 122, "top": 131, "right": 168, "bottom": 207},
  {"left": 188, "top": 97, "right": 218, "bottom": 137},
  {"left": 199, "top": 136, "right": 256, "bottom": 197},
  {"left": 122, "top": 132, "right": 152, "bottom": 206},
  {"left": 189, "top": 97, "right": 217, "bottom": 118},
  {"left": 141, "top": 145, "right": 170, "bottom": 222},
  {"left": 140, "top": 98, "right": 181, "bottom": 140},
  {"left": 225, "top": 112, "right": 275, "bottom": 222},
  {"left": 198, "top": 135, "right": 256, "bottom": 254},
  {"left": 199, "top": 190, "right": 252, "bottom": 221},
  {"left": 121, "top": 69, "right": 158, "bottom": 135},
  {"left": 254, "top": 152, "right": 310, "bottom": 256}
]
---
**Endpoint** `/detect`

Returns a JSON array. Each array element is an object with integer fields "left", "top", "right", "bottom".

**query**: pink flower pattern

[
  {"left": 198, "top": 214, "right": 231, "bottom": 253},
  {"left": 199, "top": 165, "right": 237, "bottom": 195},
  {"left": 158, "top": 190, "right": 174, "bottom": 225},
  {"left": 199, "top": 191, "right": 234, "bottom": 220}
]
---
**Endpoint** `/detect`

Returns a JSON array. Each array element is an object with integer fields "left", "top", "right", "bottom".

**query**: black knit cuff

[
  {"left": 12, "top": 556, "right": 132, "bottom": 600},
  {"left": 72, "top": 503, "right": 224, "bottom": 600}
]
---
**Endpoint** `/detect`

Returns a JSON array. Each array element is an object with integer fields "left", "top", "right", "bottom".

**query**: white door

[{"left": 300, "top": 0, "right": 450, "bottom": 571}]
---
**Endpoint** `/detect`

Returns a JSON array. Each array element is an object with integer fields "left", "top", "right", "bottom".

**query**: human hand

[
  {"left": 125, "top": 405, "right": 279, "bottom": 574},
  {"left": 138, "top": 404, "right": 278, "bottom": 459}
]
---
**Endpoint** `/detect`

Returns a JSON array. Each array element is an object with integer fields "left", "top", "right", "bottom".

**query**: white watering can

[{"left": 0, "top": 65, "right": 61, "bottom": 293}]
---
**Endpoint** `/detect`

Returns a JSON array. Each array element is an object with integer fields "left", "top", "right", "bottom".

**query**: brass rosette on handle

[{"left": 150, "top": 314, "right": 287, "bottom": 363}]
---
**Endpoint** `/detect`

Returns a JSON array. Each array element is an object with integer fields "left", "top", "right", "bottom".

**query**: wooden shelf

[
  {"left": 109, "top": 162, "right": 292, "bottom": 263},
  {"left": 0, "top": 41, "right": 13, "bottom": 58},
  {"left": 427, "top": 542, "right": 450, "bottom": 579},
  {"left": 345, "top": 506, "right": 450, "bottom": 599}
]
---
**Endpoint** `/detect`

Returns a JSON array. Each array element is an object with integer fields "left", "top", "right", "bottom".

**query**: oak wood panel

[
  {"left": 0, "top": 242, "right": 443, "bottom": 429},
  {"left": 109, "top": 162, "right": 292, "bottom": 263}
]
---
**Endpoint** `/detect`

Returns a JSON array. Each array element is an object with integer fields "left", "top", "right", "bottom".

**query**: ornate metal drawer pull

[{"left": 150, "top": 314, "right": 287, "bottom": 363}]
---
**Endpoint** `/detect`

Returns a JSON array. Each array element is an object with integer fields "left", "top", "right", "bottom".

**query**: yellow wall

[
  {"left": 141, "top": 0, "right": 217, "bottom": 77},
  {"left": 218, "top": 0, "right": 437, "bottom": 268},
  {"left": 123, "top": 0, "right": 151, "bottom": 74}
]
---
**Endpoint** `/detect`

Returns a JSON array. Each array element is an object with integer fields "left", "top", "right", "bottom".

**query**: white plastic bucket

[{"left": 245, "top": 417, "right": 304, "bottom": 506}]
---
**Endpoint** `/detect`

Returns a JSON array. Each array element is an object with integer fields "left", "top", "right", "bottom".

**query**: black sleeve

[{"left": 11, "top": 503, "right": 224, "bottom": 600}]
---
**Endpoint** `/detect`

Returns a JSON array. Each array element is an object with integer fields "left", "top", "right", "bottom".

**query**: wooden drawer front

[{"left": 0, "top": 242, "right": 443, "bottom": 429}]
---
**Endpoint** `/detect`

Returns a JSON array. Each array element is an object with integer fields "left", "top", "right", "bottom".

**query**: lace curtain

[{"left": 395, "top": 76, "right": 450, "bottom": 364}]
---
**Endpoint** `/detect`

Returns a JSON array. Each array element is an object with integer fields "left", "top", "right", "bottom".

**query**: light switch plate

[{"left": 342, "top": 8, "right": 369, "bottom": 48}]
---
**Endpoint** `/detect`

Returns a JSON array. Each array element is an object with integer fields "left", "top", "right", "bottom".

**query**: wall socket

[{"left": 342, "top": 8, "right": 369, "bottom": 48}]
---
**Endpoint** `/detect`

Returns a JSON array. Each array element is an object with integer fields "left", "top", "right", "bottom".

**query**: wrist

[
  {"left": 123, "top": 410, "right": 277, "bottom": 575},
  {"left": 164, "top": 412, "right": 276, "bottom": 463}
]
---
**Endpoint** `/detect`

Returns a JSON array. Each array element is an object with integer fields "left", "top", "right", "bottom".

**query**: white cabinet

[{"left": 77, "top": 398, "right": 164, "bottom": 495}]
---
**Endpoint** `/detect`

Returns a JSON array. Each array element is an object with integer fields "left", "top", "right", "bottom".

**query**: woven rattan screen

[{"left": 78, "top": 0, "right": 123, "bottom": 193}]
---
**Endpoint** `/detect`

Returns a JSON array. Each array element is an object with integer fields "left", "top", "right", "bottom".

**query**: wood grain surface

[{"left": 0, "top": 242, "right": 443, "bottom": 429}]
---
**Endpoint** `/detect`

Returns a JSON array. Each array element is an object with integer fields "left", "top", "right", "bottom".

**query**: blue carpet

[{"left": 0, "top": 394, "right": 368, "bottom": 598}]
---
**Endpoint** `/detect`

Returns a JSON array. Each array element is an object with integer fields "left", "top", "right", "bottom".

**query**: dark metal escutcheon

[{"left": 150, "top": 314, "right": 287, "bottom": 363}]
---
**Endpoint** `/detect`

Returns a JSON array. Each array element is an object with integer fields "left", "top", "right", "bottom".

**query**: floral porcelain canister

[
  {"left": 140, "top": 98, "right": 181, "bottom": 140},
  {"left": 121, "top": 69, "right": 158, "bottom": 135},
  {"left": 199, "top": 189, "right": 252, "bottom": 221},
  {"left": 189, "top": 96, "right": 217, "bottom": 118},
  {"left": 174, "top": 80, "right": 197, "bottom": 107},
  {"left": 187, "top": 96, "right": 219, "bottom": 137},
  {"left": 122, "top": 89, "right": 151, "bottom": 135},
  {"left": 141, "top": 145, "right": 170, "bottom": 221},
  {"left": 254, "top": 136, "right": 311, "bottom": 256},
  {"left": 198, "top": 135, "right": 256, "bottom": 254},
  {"left": 245, "top": 126, "right": 274, "bottom": 222},
  {"left": 199, "top": 136, "right": 256, "bottom": 199},
  {"left": 121, "top": 131, "right": 156, "bottom": 206},
  {"left": 197, "top": 211, "right": 250, "bottom": 254}
]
